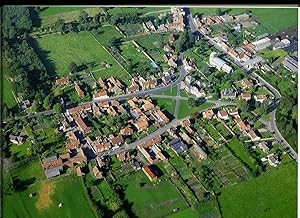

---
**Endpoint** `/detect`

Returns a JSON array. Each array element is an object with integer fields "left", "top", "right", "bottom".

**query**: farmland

[
  {"left": 3, "top": 159, "right": 96, "bottom": 218},
  {"left": 3, "top": 75, "right": 17, "bottom": 108},
  {"left": 34, "top": 31, "right": 129, "bottom": 81},
  {"left": 114, "top": 171, "right": 189, "bottom": 218},
  {"left": 219, "top": 161, "right": 297, "bottom": 218},
  {"left": 39, "top": 7, "right": 90, "bottom": 17},
  {"left": 106, "top": 7, "right": 170, "bottom": 16},
  {"left": 119, "top": 41, "right": 151, "bottom": 66},
  {"left": 94, "top": 25, "right": 125, "bottom": 44}
]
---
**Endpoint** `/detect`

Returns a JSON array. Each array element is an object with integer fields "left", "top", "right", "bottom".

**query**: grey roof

[
  {"left": 210, "top": 57, "right": 226, "bottom": 68},
  {"left": 285, "top": 56, "right": 298, "bottom": 67},
  {"left": 282, "top": 59, "right": 298, "bottom": 72},
  {"left": 42, "top": 155, "right": 58, "bottom": 163},
  {"left": 44, "top": 166, "right": 63, "bottom": 179},
  {"left": 193, "top": 144, "right": 207, "bottom": 157},
  {"left": 169, "top": 138, "right": 188, "bottom": 154}
]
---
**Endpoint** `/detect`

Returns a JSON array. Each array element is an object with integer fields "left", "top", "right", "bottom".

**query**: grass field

[
  {"left": 95, "top": 25, "right": 125, "bottom": 45},
  {"left": 40, "top": 7, "right": 103, "bottom": 27},
  {"left": 156, "top": 86, "right": 178, "bottom": 96},
  {"left": 177, "top": 101, "right": 215, "bottom": 119},
  {"left": 106, "top": 7, "right": 169, "bottom": 16},
  {"left": 119, "top": 41, "right": 151, "bottom": 66},
  {"left": 166, "top": 208, "right": 197, "bottom": 218},
  {"left": 219, "top": 161, "right": 297, "bottom": 218},
  {"left": 35, "top": 31, "right": 129, "bottom": 81},
  {"left": 114, "top": 171, "right": 188, "bottom": 218},
  {"left": 189, "top": 7, "right": 297, "bottom": 34},
  {"left": 205, "top": 125, "right": 221, "bottom": 141},
  {"left": 152, "top": 98, "right": 176, "bottom": 116},
  {"left": 10, "top": 141, "right": 32, "bottom": 158},
  {"left": 3, "top": 64, "right": 17, "bottom": 108},
  {"left": 3, "top": 160, "right": 96, "bottom": 218},
  {"left": 227, "top": 139, "right": 257, "bottom": 172},
  {"left": 260, "top": 49, "right": 287, "bottom": 63}
]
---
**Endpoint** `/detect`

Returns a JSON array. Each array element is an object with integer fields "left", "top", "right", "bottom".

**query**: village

[{"left": 2, "top": 6, "right": 298, "bottom": 218}]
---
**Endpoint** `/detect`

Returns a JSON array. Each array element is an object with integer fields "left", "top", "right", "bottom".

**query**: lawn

[
  {"left": 106, "top": 7, "right": 169, "bottom": 16},
  {"left": 3, "top": 159, "right": 96, "bottom": 218},
  {"left": 35, "top": 31, "right": 129, "bottom": 81},
  {"left": 152, "top": 98, "right": 176, "bottom": 116},
  {"left": 260, "top": 49, "right": 287, "bottom": 63},
  {"left": 156, "top": 86, "right": 178, "bottom": 96},
  {"left": 94, "top": 25, "right": 125, "bottom": 45},
  {"left": 40, "top": 7, "right": 103, "bottom": 27},
  {"left": 3, "top": 64, "right": 17, "bottom": 108},
  {"left": 119, "top": 41, "right": 151, "bottom": 66},
  {"left": 219, "top": 161, "right": 297, "bottom": 218},
  {"left": 114, "top": 171, "right": 188, "bottom": 218},
  {"left": 177, "top": 101, "right": 215, "bottom": 119},
  {"left": 190, "top": 7, "right": 298, "bottom": 35},
  {"left": 166, "top": 208, "right": 197, "bottom": 218},
  {"left": 227, "top": 139, "right": 257, "bottom": 172},
  {"left": 10, "top": 140, "right": 32, "bottom": 158}
]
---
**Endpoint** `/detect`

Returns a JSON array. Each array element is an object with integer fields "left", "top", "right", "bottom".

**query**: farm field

[
  {"left": 166, "top": 208, "right": 197, "bottom": 218},
  {"left": 189, "top": 8, "right": 298, "bottom": 35},
  {"left": 106, "top": 7, "right": 170, "bottom": 16},
  {"left": 34, "top": 31, "right": 129, "bottom": 81},
  {"left": 177, "top": 101, "right": 215, "bottom": 119},
  {"left": 219, "top": 161, "right": 297, "bottom": 218},
  {"left": 114, "top": 171, "right": 189, "bottom": 218},
  {"left": 40, "top": 7, "right": 103, "bottom": 27},
  {"left": 3, "top": 159, "right": 96, "bottom": 218},
  {"left": 227, "top": 139, "right": 257, "bottom": 172},
  {"left": 94, "top": 25, "right": 125, "bottom": 45}
]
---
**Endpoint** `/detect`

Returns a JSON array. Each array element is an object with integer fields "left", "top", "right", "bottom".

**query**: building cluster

[
  {"left": 163, "top": 40, "right": 178, "bottom": 69},
  {"left": 165, "top": 7, "right": 186, "bottom": 32},
  {"left": 282, "top": 55, "right": 298, "bottom": 73},
  {"left": 180, "top": 75, "right": 206, "bottom": 98},
  {"left": 209, "top": 52, "right": 233, "bottom": 73}
]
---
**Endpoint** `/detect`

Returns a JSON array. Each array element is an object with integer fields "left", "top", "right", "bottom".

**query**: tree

[
  {"left": 175, "top": 30, "right": 187, "bottom": 52},
  {"left": 55, "top": 18, "right": 66, "bottom": 33},
  {"left": 43, "top": 95, "right": 52, "bottom": 110},
  {"left": 238, "top": 100, "right": 250, "bottom": 112},
  {"left": 261, "top": 101, "right": 269, "bottom": 114},
  {"left": 54, "top": 103, "right": 63, "bottom": 113},
  {"left": 188, "top": 98, "right": 196, "bottom": 107},
  {"left": 53, "top": 87, "right": 62, "bottom": 97},
  {"left": 68, "top": 62, "right": 77, "bottom": 73},
  {"left": 3, "top": 173, "right": 15, "bottom": 195},
  {"left": 112, "top": 210, "right": 129, "bottom": 218},
  {"left": 216, "top": 8, "right": 222, "bottom": 16}
]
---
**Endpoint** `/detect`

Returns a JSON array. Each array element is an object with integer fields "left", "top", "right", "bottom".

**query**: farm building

[
  {"left": 209, "top": 52, "right": 232, "bottom": 73},
  {"left": 282, "top": 55, "right": 298, "bottom": 73}
]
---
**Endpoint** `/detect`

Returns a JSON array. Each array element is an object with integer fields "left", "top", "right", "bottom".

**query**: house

[
  {"left": 127, "top": 85, "right": 139, "bottom": 93},
  {"left": 142, "top": 102, "right": 155, "bottom": 111},
  {"left": 235, "top": 118, "right": 248, "bottom": 131},
  {"left": 98, "top": 78, "right": 105, "bottom": 87},
  {"left": 65, "top": 139, "right": 80, "bottom": 150},
  {"left": 267, "top": 153, "right": 279, "bottom": 167},
  {"left": 74, "top": 116, "right": 90, "bottom": 133},
  {"left": 209, "top": 52, "right": 232, "bottom": 73},
  {"left": 221, "top": 89, "right": 236, "bottom": 99},
  {"left": 218, "top": 110, "right": 229, "bottom": 120},
  {"left": 282, "top": 55, "right": 298, "bottom": 73},
  {"left": 142, "top": 165, "right": 157, "bottom": 182},
  {"left": 120, "top": 127, "right": 133, "bottom": 136},
  {"left": 163, "top": 44, "right": 174, "bottom": 52},
  {"left": 93, "top": 90, "right": 108, "bottom": 101},
  {"left": 55, "top": 76, "right": 69, "bottom": 87},
  {"left": 168, "top": 138, "right": 188, "bottom": 156},
  {"left": 258, "top": 142, "right": 269, "bottom": 153},
  {"left": 228, "top": 108, "right": 239, "bottom": 116},
  {"left": 238, "top": 51, "right": 250, "bottom": 62},
  {"left": 151, "top": 109, "right": 169, "bottom": 124},
  {"left": 95, "top": 142, "right": 112, "bottom": 153},
  {"left": 74, "top": 82, "right": 85, "bottom": 98},
  {"left": 76, "top": 167, "right": 85, "bottom": 176},
  {"left": 9, "top": 134, "right": 25, "bottom": 145},
  {"left": 254, "top": 95, "right": 267, "bottom": 103},
  {"left": 42, "top": 156, "right": 63, "bottom": 179},
  {"left": 179, "top": 132, "right": 192, "bottom": 144},
  {"left": 110, "top": 135, "right": 124, "bottom": 146},
  {"left": 141, "top": 81, "right": 150, "bottom": 90},
  {"left": 117, "top": 152, "right": 129, "bottom": 161},
  {"left": 273, "top": 39, "right": 291, "bottom": 50},
  {"left": 181, "top": 119, "right": 190, "bottom": 128},
  {"left": 251, "top": 37, "right": 271, "bottom": 51},
  {"left": 247, "top": 130, "right": 260, "bottom": 141},
  {"left": 169, "top": 33, "right": 175, "bottom": 43},
  {"left": 228, "top": 48, "right": 239, "bottom": 59},
  {"left": 241, "top": 78, "right": 253, "bottom": 88},
  {"left": 134, "top": 120, "right": 149, "bottom": 131},
  {"left": 192, "top": 141, "right": 207, "bottom": 160},
  {"left": 202, "top": 109, "right": 215, "bottom": 119},
  {"left": 92, "top": 165, "right": 103, "bottom": 179},
  {"left": 149, "top": 79, "right": 157, "bottom": 88},
  {"left": 220, "top": 14, "right": 234, "bottom": 22},
  {"left": 240, "top": 92, "right": 251, "bottom": 101},
  {"left": 168, "top": 58, "right": 177, "bottom": 68},
  {"left": 134, "top": 161, "right": 141, "bottom": 171},
  {"left": 234, "top": 13, "right": 250, "bottom": 21}
]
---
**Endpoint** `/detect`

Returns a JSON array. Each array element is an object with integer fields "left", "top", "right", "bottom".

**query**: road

[
  {"left": 186, "top": 8, "right": 297, "bottom": 162},
  {"left": 99, "top": 101, "right": 234, "bottom": 157}
]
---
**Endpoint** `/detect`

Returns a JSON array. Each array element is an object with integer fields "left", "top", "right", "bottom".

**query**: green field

[
  {"left": 219, "top": 161, "right": 297, "bottom": 218},
  {"left": 177, "top": 101, "right": 215, "bottom": 119},
  {"left": 166, "top": 208, "right": 197, "bottom": 218},
  {"left": 3, "top": 160, "right": 96, "bottom": 218},
  {"left": 152, "top": 98, "right": 176, "bottom": 116},
  {"left": 119, "top": 41, "right": 151, "bottom": 66},
  {"left": 106, "top": 7, "right": 169, "bottom": 16},
  {"left": 114, "top": 171, "right": 188, "bottom": 218},
  {"left": 35, "top": 31, "right": 129, "bottom": 80},
  {"left": 227, "top": 139, "right": 257, "bottom": 171},
  {"left": 3, "top": 75, "right": 17, "bottom": 108},
  {"left": 189, "top": 7, "right": 298, "bottom": 34},
  {"left": 260, "top": 49, "right": 287, "bottom": 63},
  {"left": 39, "top": 7, "right": 90, "bottom": 16},
  {"left": 10, "top": 141, "right": 32, "bottom": 158},
  {"left": 95, "top": 25, "right": 125, "bottom": 44},
  {"left": 205, "top": 125, "right": 221, "bottom": 141},
  {"left": 156, "top": 86, "right": 178, "bottom": 96}
]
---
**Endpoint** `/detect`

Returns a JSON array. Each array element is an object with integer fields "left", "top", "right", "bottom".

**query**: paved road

[
  {"left": 186, "top": 8, "right": 297, "bottom": 162},
  {"left": 99, "top": 101, "right": 234, "bottom": 157},
  {"left": 4, "top": 109, "right": 55, "bottom": 122}
]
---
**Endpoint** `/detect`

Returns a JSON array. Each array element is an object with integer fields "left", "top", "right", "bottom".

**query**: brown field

[{"left": 36, "top": 180, "right": 56, "bottom": 209}]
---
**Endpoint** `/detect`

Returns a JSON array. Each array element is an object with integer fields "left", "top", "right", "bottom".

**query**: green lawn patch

[
  {"left": 156, "top": 86, "right": 178, "bottom": 96},
  {"left": 166, "top": 208, "right": 197, "bottom": 218},
  {"left": 260, "top": 49, "right": 287, "bottom": 63},
  {"left": 177, "top": 101, "right": 215, "bottom": 119},
  {"left": 35, "top": 31, "right": 129, "bottom": 81},
  {"left": 119, "top": 41, "right": 151, "bottom": 66},
  {"left": 152, "top": 98, "right": 176, "bottom": 116},
  {"left": 227, "top": 139, "right": 257, "bottom": 172},
  {"left": 114, "top": 171, "right": 188, "bottom": 218},
  {"left": 10, "top": 141, "right": 32, "bottom": 158},
  {"left": 106, "top": 7, "right": 169, "bottom": 16},
  {"left": 219, "top": 161, "right": 297, "bottom": 218},
  {"left": 3, "top": 64, "right": 17, "bottom": 108},
  {"left": 95, "top": 25, "right": 125, "bottom": 45},
  {"left": 205, "top": 125, "right": 221, "bottom": 141},
  {"left": 39, "top": 6, "right": 89, "bottom": 16}
]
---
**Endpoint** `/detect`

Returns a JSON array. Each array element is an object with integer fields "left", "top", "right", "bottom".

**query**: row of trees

[
  {"left": 175, "top": 28, "right": 196, "bottom": 53},
  {"left": 2, "top": 6, "right": 54, "bottom": 117},
  {"left": 54, "top": 10, "right": 105, "bottom": 34},
  {"left": 110, "top": 12, "right": 155, "bottom": 26}
]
